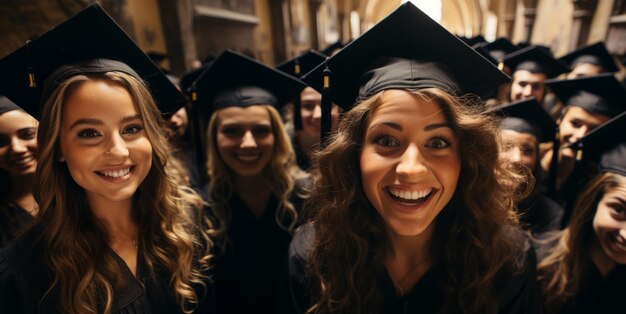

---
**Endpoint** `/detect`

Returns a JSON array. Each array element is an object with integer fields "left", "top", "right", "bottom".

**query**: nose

[
  {"left": 10, "top": 138, "right": 28, "bottom": 153},
  {"left": 312, "top": 104, "right": 322, "bottom": 120},
  {"left": 522, "top": 85, "right": 533, "bottom": 97},
  {"left": 396, "top": 144, "right": 428, "bottom": 179},
  {"left": 240, "top": 130, "right": 258, "bottom": 148},
  {"left": 105, "top": 134, "right": 129, "bottom": 160},
  {"left": 619, "top": 229, "right": 626, "bottom": 239},
  {"left": 509, "top": 147, "right": 522, "bottom": 163},
  {"left": 570, "top": 126, "right": 589, "bottom": 143}
]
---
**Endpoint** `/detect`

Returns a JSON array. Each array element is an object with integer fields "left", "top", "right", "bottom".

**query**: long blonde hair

[
  {"left": 33, "top": 72, "right": 211, "bottom": 313},
  {"left": 205, "top": 105, "right": 301, "bottom": 244},
  {"left": 305, "top": 88, "right": 523, "bottom": 314},
  {"left": 537, "top": 172, "right": 626, "bottom": 312}
]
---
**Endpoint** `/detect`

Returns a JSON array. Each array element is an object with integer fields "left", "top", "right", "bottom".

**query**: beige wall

[{"left": 253, "top": 0, "right": 275, "bottom": 64}]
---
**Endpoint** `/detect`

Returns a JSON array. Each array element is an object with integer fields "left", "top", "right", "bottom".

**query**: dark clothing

[
  {"left": 0, "top": 227, "right": 212, "bottom": 314},
  {"left": 283, "top": 224, "right": 541, "bottom": 314},
  {"left": 292, "top": 135, "right": 311, "bottom": 172},
  {"left": 174, "top": 144, "right": 203, "bottom": 194},
  {"left": 213, "top": 194, "right": 295, "bottom": 314},
  {"left": 0, "top": 203, "right": 34, "bottom": 248},
  {"left": 560, "top": 262, "right": 626, "bottom": 313},
  {"left": 517, "top": 191, "right": 564, "bottom": 235}
]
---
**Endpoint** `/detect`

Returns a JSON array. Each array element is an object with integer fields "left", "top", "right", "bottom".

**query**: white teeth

[
  {"left": 389, "top": 188, "right": 432, "bottom": 200},
  {"left": 614, "top": 235, "right": 626, "bottom": 251},
  {"left": 101, "top": 168, "right": 130, "bottom": 178}
]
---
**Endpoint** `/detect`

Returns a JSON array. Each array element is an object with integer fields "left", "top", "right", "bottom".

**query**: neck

[
  {"left": 88, "top": 195, "right": 137, "bottom": 240},
  {"left": 540, "top": 146, "right": 576, "bottom": 190},
  {"left": 590, "top": 234, "right": 617, "bottom": 278},
  {"left": 386, "top": 224, "right": 435, "bottom": 265},
  {"left": 234, "top": 174, "right": 268, "bottom": 194},
  {"left": 9, "top": 172, "right": 35, "bottom": 199}
]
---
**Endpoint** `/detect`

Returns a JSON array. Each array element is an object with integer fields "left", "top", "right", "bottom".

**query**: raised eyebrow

[
  {"left": 424, "top": 123, "right": 452, "bottom": 131},
  {"left": 121, "top": 114, "right": 142, "bottom": 123},
  {"left": 370, "top": 121, "right": 402, "bottom": 131}
]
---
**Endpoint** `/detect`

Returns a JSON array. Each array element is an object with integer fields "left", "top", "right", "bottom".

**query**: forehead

[
  {"left": 0, "top": 110, "right": 38, "bottom": 131},
  {"left": 500, "top": 129, "right": 539, "bottom": 145},
  {"left": 562, "top": 106, "right": 610, "bottom": 124},
  {"left": 603, "top": 184, "right": 626, "bottom": 199},
  {"left": 369, "top": 89, "right": 446, "bottom": 123},
  {"left": 217, "top": 105, "right": 271, "bottom": 125},
  {"left": 62, "top": 80, "right": 138, "bottom": 122},
  {"left": 513, "top": 70, "right": 547, "bottom": 83}
]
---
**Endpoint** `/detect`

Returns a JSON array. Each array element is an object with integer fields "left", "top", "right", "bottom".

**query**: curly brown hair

[
  {"left": 305, "top": 88, "right": 523, "bottom": 314},
  {"left": 537, "top": 172, "right": 626, "bottom": 312},
  {"left": 33, "top": 72, "right": 212, "bottom": 314}
]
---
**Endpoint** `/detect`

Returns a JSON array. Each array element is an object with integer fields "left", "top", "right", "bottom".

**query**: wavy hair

[
  {"left": 305, "top": 88, "right": 524, "bottom": 314},
  {"left": 32, "top": 72, "right": 212, "bottom": 314},
  {"left": 537, "top": 172, "right": 626, "bottom": 312},
  {"left": 205, "top": 105, "right": 301, "bottom": 245}
]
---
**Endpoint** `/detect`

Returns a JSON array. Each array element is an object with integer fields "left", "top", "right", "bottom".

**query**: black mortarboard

[
  {"left": 558, "top": 42, "right": 619, "bottom": 73},
  {"left": 180, "top": 63, "right": 212, "bottom": 100},
  {"left": 275, "top": 50, "right": 327, "bottom": 130},
  {"left": 146, "top": 51, "right": 168, "bottom": 63},
  {"left": 320, "top": 41, "right": 345, "bottom": 56},
  {"left": 503, "top": 46, "right": 569, "bottom": 78},
  {"left": 276, "top": 50, "right": 327, "bottom": 79},
  {"left": 192, "top": 49, "right": 306, "bottom": 114},
  {"left": 302, "top": 2, "right": 510, "bottom": 111},
  {"left": 459, "top": 35, "right": 486, "bottom": 47},
  {"left": 0, "top": 3, "right": 184, "bottom": 119},
  {"left": 545, "top": 73, "right": 626, "bottom": 118},
  {"left": 567, "top": 111, "right": 626, "bottom": 173},
  {"left": 0, "top": 95, "right": 22, "bottom": 115},
  {"left": 492, "top": 97, "right": 556, "bottom": 142},
  {"left": 476, "top": 37, "right": 518, "bottom": 63}
]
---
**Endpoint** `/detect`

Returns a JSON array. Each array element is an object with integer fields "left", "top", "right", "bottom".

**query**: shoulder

[{"left": 288, "top": 223, "right": 316, "bottom": 274}]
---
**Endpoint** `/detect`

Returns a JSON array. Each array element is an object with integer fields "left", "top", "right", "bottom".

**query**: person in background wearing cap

[
  {"left": 283, "top": 3, "right": 540, "bottom": 314},
  {"left": 472, "top": 37, "right": 520, "bottom": 106},
  {"left": 493, "top": 98, "right": 564, "bottom": 235},
  {"left": 503, "top": 45, "right": 569, "bottom": 107},
  {"left": 193, "top": 50, "right": 308, "bottom": 314},
  {"left": 276, "top": 50, "right": 341, "bottom": 171},
  {"left": 0, "top": 4, "right": 214, "bottom": 313},
  {"left": 536, "top": 113, "right": 626, "bottom": 313},
  {"left": 0, "top": 96, "right": 38, "bottom": 248},
  {"left": 559, "top": 42, "right": 620, "bottom": 79},
  {"left": 540, "top": 74, "right": 626, "bottom": 226}
]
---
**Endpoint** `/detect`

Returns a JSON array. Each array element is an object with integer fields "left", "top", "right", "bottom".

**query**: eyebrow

[
  {"left": 370, "top": 121, "right": 452, "bottom": 132},
  {"left": 69, "top": 114, "right": 142, "bottom": 130}
]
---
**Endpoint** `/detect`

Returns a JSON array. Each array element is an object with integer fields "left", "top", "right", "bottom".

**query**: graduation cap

[
  {"left": 275, "top": 50, "right": 327, "bottom": 130},
  {"left": 558, "top": 42, "right": 619, "bottom": 73},
  {"left": 503, "top": 46, "right": 569, "bottom": 78},
  {"left": 459, "top": 35, "right": 487, "bottom": 47},
  {"left": 491, "top": 97, "right": 556, "bottom": 142},
  {"left": 0, "top": 95, "right": 22, "bottom": 115},
  {"left": 0, "top": 3, "right": 184, "bottom": 120},
  {"left": 477, "top": 38, "right": 518, "bottom": 63},
  {"left": 191, "top": 49, "right": 307, "bottom": 115},
  {"left": 180, "top": 63, "right": 212, "bottom": 100},
  {"left": 320, "top": 41, "right": 345, "bottom": 56},
  {"left": 545, "top": 73, "right": 626, "bottom": 118}
]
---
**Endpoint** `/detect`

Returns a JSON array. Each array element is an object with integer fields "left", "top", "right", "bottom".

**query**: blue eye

[
  {"left": 428, "top": 137, "right": 451, "bottom": 149},
  {"left": 77, "top": 129, "right": 101, "bottom": 138}
]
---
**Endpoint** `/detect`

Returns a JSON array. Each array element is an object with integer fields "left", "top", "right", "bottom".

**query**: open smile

[
  {"left": 236, "top": 152, "right": 261, "bottom": 162},
  {"left": 95, "top": 166, "right": 134, "bottom": 182},
  {"left": 386, "top": 187, "right": 435, "bottom": 207}
]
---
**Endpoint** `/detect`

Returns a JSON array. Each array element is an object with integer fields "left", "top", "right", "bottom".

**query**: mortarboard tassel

[
  {"left": 575, "top": 141, "right": 584, "bottom": 161},
  {"left": 293, "top": 59, "right": 303, "bottom": 130},
  {"left": 190, "top": 84, "right": 198, "bottom": 103},
  {"left": 26, "top": 40, "right": 36, "bottom": 88},
  {"left": 548, "top": 126, "right": 560, "bottom": 197},
  {"left": 497, "top": 62, "right": 504, "bottom": 71},
  {"left": 320, "top": 60, "right": 332, "bottom": 146}
]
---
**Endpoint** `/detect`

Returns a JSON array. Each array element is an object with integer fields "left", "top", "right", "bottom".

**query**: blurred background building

[{"left": 1, "top": 0, "right": 624, "bottom": 76}]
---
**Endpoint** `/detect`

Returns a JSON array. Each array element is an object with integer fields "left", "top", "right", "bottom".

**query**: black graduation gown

[
  {"left": 213, "top": 194, "right": 293, "bottom": 314},
  {"left": 291, "top": 135, "right": 311, "bottom": 172},
  {"left": 0, "top": 203, "right": 33, "bottom": 248},
  {"left": 517, "top": 190, "right": 564, "bottom": 235},
  {"left": 0, "top": 227, "right": 212, "bottom": 314},
  {"left": 560, "top": 262, "right": 626, "bottom": 313},
  {"left": 282, "top": 224, "right": 541, "bottom": 314}
]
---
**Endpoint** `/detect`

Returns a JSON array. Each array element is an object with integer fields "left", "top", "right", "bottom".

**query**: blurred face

[
  {"left": 499, "top": 129, "right": 538, "bottom": 175},
  {"left": 558, "top": 106, "right": 610, "bottom": 159},
  {"left": 59, "top": 80, "right": 153, "bottom": 204},
  {"left": 216, "top": 106, "right": 274, "bottom": 178},
  {"left": 593, "top": 184, "right": 626, "bottom": 265},
  {"left": 510, "top": 70, "right": 547, "bottom": 102},
  {"left": 0, "top": 110, "right": 38, "bottom": 176},
  {"left": 166, "top": 106, "right": 188, "bottom": 141},
  {"left": 567, "top": 63, "right": 603, "bottom": 79},
  {"left": 360, "top": 90, "right": 461, "bottom": 236},
  {"left": 300, "top": 87, "right": 340, "bottom": 139}
]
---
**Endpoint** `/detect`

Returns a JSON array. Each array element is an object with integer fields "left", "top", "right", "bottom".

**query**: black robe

[
  {"left": 282, "top": 224, "right": 541, "bottom": 314},
  {"left": 559, "top": 262, "right": 626, "bottom": 313},
  {"left": 0, "top": 227, "right": 213, "bottom": 314},
  {"left": 0, "top": 203, "right": 33, "bottom": 248},
  {"left": 213, "top": 194, "right": 294, "bottom": 314},
  {"left": 517, "top": 190, "right": 564, "bottom": 235}
]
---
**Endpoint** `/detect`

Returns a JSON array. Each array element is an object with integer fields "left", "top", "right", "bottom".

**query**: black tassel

[
  {"left": 548, "top": 126, "right": 560, "bottom": 197},
  {"left": 293, "top": 59, "right": 303, "bottom": 130},
  {"left": 320, "top": 61, "right": 332, "bottom": 146},
  {"left": 26, "top": 40, "right": 36, "bottom": 88}
]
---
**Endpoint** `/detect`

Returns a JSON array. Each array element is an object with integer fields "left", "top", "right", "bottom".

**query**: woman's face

[
  {"left": 300, "top": 87, "right": 340, "bottom": 139},
  {"left": 0, "top": 110, "right": 38, "bottom": 176},
  {"left": 593, "top": 183, "right": 626, "bottom": 265},
  {"left": 59, "top": 80, "right": 153, "bottom": 205},
  {"left": 499, "top": 129, "right": 538, "bottom": 175},
  {"left": 360, "top": 90, "right": 461, "bottom": 236},
  {"left": 216, "top": 105, "right": 274, "bottom": 178},
  {"left": 558, "top": 106, "right": 610, "bottom": 159}
]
